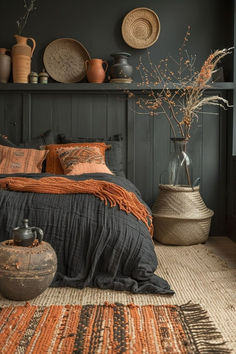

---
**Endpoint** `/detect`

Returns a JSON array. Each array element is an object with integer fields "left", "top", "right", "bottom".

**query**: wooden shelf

[{"left": 0, "top": 82, "right": 234, "bottom": 92}]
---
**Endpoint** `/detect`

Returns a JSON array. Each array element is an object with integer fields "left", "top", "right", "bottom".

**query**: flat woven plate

[
  {"left": 43, "top": 38, "right": 90, "bottom": 83},
  {"left": 122, "top": 8, "right": 160, "bottom": 49}
]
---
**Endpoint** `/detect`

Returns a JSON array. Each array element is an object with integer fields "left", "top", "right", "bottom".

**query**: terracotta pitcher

[
  {"left": 0, "top": 48, "right": 11, "bottom": 83},
  {"left": 85, "top": 58, "right": 108, "bottom": 83},
  {"left": 12, "top": 35, "right": 36, "bottom": 83}
]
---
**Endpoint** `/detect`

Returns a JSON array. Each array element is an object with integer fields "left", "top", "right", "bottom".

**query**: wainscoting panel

[
  {"left": 0, "top": 89, "right": 228, "bottom": 235},
  {"left": 0, "top": 93, "right": 22, "bottom": 144}
]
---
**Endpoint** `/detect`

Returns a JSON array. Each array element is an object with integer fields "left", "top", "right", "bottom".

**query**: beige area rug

[{"left": 0, "top": 237, "right": 235, "bottom": 352}]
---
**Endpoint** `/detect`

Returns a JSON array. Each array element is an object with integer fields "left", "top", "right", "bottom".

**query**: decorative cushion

[
  {"left": 0, "top": 130, "right": 56, "bottom": 149},
  {"left": 22, "top": 130, "right": 56, "bottom": 149},
  {"left": 58, "top": 134, "right": 125, "bottom": 176},
  {"left": 0, "top": 145, "right": 48, "bottom": 174},
  {"left": 45, "top": 142, "right": 110, "bottom": 174},
  {"left": 57, "top": 146, "right": 113, "bottom": 175},
  {"left": 0, "top": 134, "right": 17, "bottom": 147}
]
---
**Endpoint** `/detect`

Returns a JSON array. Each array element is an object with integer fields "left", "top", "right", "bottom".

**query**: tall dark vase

[{"left": 110, "top": 52, "right": 133, "bottom": 83}]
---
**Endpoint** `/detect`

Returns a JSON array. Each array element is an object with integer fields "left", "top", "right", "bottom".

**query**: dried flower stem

[
  {"left": 16, "top": 0, "right": 37, "bottom": 35},
  {"left": 133, "top": 30, "right": 233, "bottom": 141}
]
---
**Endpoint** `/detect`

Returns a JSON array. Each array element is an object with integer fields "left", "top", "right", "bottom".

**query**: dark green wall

[
  {"left": 0, "top": 0, "right": 235, "bottom": 237},
  {"left": 0, "top": 0, "right": 234, "bottom": 81}
]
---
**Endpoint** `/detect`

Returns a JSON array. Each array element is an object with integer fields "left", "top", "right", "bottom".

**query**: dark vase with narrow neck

[
  {"left": 110, "top": 52, "right": 133, "bottom": 79},
  {"left": 168, "top": 137, "right": 193, "bottom": 187}
]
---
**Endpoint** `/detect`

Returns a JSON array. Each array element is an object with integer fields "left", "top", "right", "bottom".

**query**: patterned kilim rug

[{"left": 0, "top": 302, "right": 231, "bottom": 353}]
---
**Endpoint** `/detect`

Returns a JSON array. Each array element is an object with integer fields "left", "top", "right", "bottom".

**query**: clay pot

[
  {"left": 85, "top": 58, "right": 108, "bottom": 83},
  {"left": 0, "top": 240, "right": 57, "bottom": 300},
  {"left": 12, "top": 34, "right": 36, "bottom": 83},
  {"left": 0, "top": 48, "right": 11, "bottom": 83},
  {"left": 110, "top": 52, "right": 133, "bottom": 79}
]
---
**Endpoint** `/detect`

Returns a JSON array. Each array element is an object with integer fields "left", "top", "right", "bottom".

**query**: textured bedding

[{"left": 0, "top": 173, "right": 174, "bottom": 295}]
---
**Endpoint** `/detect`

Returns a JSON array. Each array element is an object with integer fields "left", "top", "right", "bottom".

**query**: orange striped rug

[{"left": 0, "top": 302, "right": 230, "bottom": 353}]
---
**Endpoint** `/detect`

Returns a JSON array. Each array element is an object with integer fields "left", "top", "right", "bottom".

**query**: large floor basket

[{"left": 152, "top": 184, "right": 214, "bottom": 245}]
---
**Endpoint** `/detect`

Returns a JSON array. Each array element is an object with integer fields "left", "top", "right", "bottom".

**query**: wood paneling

[
  {"left": 0, "top": 93, "right": 22, "bottom": 144},
  {"left": 0, "top": 89, "right": 228, "bottom": 235}
]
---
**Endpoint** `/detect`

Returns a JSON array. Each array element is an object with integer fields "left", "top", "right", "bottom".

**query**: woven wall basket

[
  {"left": 152, "top": 184, "right": 214, "bottom": 246},
  {"left": 121, "top": 8, "right": 160, "bottom": 49}
]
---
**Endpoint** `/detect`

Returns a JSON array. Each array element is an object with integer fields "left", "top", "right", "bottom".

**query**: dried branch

[
  {"left": 16, "top": 0, "right": 37, "bottom": 35},
  {"left": 131, "top": 28, "right": 233, "bottom": 140}
]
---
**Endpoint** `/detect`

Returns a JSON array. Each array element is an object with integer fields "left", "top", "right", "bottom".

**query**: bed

[{"left": 0, "top": 132, "right": 174, "bottom": 295}]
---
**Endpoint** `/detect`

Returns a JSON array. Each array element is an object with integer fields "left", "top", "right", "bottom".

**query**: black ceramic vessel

[
  {"left": 110, "top": 52, "right": 133, "bottom": 79},
  {"left": 12, "top": 218, "right": 43, "bottom": 247}
]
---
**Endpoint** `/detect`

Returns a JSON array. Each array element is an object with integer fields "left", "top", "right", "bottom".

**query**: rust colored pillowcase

[
  {"left": 56, "top": 146, "right": 113, "bottom": 175},
  {"left": 45, "top": 142, "right": 110, "bottom": 174},
  {"left": 0, "top": 145, "right": 48, "bottom": 173}
]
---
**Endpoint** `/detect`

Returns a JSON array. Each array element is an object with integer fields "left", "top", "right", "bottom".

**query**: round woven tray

[
  {"left": 152, "top": 184, "right": 214, "bottom": 245},
  {"left": 121, "top": 7, "right": 160, "bottom": 49},
  {"left": 43, "top": 38, "right": 90, "bottom": 83}
]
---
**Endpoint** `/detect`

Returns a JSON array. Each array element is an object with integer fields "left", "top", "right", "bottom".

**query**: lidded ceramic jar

[
  {"left": 39, "top": 69, "right": 49, "bottom": 83},
  {"left": 29, "top": 71, "right": 38, "bottom": 83}
]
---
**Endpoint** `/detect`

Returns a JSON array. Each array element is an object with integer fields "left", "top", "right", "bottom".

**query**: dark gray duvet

[{"left": 0, "top": 173, "right": 174, "bottom": 295}]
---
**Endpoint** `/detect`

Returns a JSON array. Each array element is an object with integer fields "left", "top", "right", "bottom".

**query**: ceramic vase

[
  {"left": 110, "top": 52, "right": 133, "bottom": 79},
  {"left": 85, "top": 58, "right": 108, "bottom": 83},
  {"left": 12, "top": 34, "right": 36, "bottom": 83},
  {"left": 0, "top": 48, "right": 11, "bottom": 83}
]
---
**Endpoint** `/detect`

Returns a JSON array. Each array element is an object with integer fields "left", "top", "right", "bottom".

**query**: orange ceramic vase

[
  {"left": 85, "top": 58, "right": 108, "bottom": 83},
  {"left": 12, "top": 35, "right": 36, "bottom": 83}
]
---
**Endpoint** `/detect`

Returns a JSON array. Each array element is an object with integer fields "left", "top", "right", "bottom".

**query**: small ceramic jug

[
  {"left": 85, "top": 58, "right": 108, "bottom": 83},
  {"left": 0, "top": 48, "right": 11, "bottom": 83},
  {"left": 12, "top": 218, "right": 43, "bottom": 247}
]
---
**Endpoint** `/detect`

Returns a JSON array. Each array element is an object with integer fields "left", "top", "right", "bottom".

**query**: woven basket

[
  {"left": 152, "top": 184, "right": 214, "bottom": 246},
  {"left": 121, "top": 8, "right": 160, "bottom": 49},
  {"left": 43, "top": 38, "right": 90, "bottom": 83}
]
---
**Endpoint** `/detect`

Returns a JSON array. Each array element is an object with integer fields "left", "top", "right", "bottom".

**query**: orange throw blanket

[{"left": 0, "top": 177, "right": 153, "bottom": 236}]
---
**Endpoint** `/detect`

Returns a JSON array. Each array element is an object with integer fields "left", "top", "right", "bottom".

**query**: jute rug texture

[{"left": 0, "top": 237, "right": 235, "bottom": 352}]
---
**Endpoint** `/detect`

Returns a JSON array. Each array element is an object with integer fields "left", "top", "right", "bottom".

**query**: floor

[{"left": 0, "top": 236, "right": 235, "bottom": 352}]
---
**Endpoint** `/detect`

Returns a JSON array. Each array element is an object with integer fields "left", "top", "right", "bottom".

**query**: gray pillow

[
  {"left": 0, "top": 134, "right": 17, "bottom": 147},
  {"left": 22, "top": 130, "right": 56, "bottom": 149}
]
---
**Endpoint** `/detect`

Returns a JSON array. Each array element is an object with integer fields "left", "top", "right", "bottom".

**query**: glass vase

[{"left": 168, "top": 137, "right": 193, "bottom": 187}]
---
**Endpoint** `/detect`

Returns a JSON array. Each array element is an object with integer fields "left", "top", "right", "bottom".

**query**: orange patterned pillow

[
  {"left": 45, "top": 143, "right": 110, "bottom": 174},
  {"left": 56, "top": 146, "right": 113, "bottom": 175},
  {"left": 0, "top": 145, "right": 48, "bottom": 173}
]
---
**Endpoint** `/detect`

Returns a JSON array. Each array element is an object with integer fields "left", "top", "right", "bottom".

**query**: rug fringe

[{"left": 179, "top": 302, "right": 232, "bottom": 353}]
